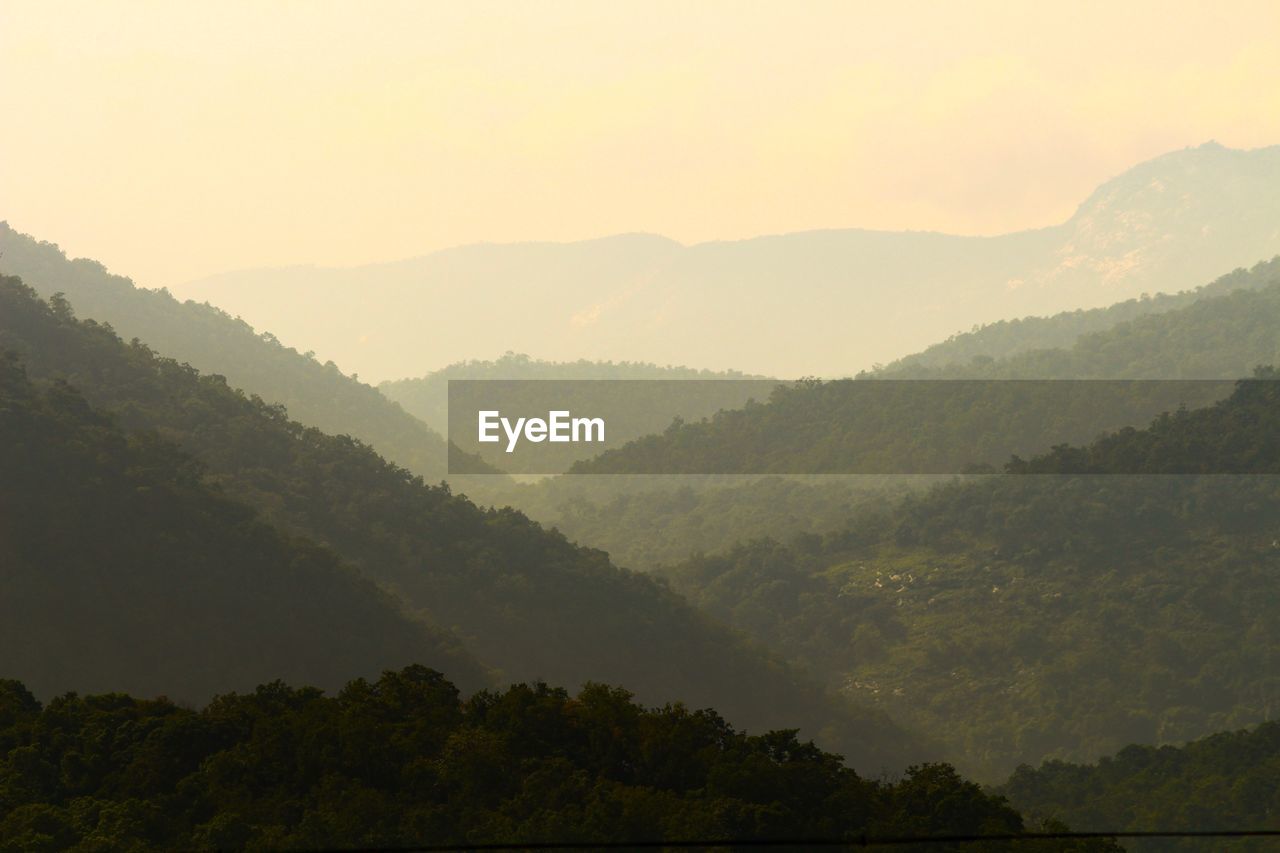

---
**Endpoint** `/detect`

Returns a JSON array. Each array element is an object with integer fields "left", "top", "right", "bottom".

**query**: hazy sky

[{"left": 3, "top": 0, "right": 1280, "bottom": 287}]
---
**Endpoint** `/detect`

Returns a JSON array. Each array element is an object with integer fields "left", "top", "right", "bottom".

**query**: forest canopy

[{"left": 0, "top": 668, "right": 1116, "bottom": 852}]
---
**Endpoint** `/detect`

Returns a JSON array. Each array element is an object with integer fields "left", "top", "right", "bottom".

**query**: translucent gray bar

[{"left": 447, "top": 378, "right": 1246, "bottom": 475}]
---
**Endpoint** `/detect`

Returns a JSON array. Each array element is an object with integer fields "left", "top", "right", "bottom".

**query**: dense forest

[
  {"left": 0, "top": 669, "right": 1118, "bottom": 851},
  {"left": 1002, "top": 721, "right": 1280, "bottom": 851},
  {"left": 660, "top": 375, "right": 1280, "bottom": 778},
  {"left": 0, "top": 276, "right": 921, "bottom": 772},
  {"left": 0, "top": 222, "right": 491, "bottom": 479}
]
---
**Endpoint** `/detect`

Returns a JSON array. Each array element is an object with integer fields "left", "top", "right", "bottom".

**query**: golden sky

[{"left": 3, "top": 0, "right": 1280, "bottom": 287}]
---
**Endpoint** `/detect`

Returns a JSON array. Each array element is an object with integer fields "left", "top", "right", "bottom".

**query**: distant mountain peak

[
  {"left": 164, "top": 142, "right": 1280, "bottom": 380},
  {"left": 1069, "top": 141, "right": 1279, "bottom": 219},
  {"left": 1025, "top": 142, "right": 1280, "bottom": 301}
]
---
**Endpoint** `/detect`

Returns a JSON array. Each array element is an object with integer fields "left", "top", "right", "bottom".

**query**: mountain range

[
  {"left": 175, "top": 142, "right": 1280, "bottom": 381},
  {"left": 5, "top": 148, "right": 1280, "bottom": 828},
  {"left": 0, "top": 274, "right": 920, "bottom": 773},
  {"left": 0, "top": 222, "right": 470, "bottom": 480}
]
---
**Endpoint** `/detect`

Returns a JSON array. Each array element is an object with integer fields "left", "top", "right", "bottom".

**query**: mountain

[
  {"left": 1002, "top": 721, "right": 1280, "bottom": 851},
  {"left": 469, "top": 259, "right": 1280, "bottom": 572},
  {"left": 660, "top": 374, "right": 1280, "bottom": 779},
  {"left": 459, "top": 257, "right": 1280, "bottom": 581},
  {"left": 0, "top": 348, "right": 486, "bottom": 702},
  {"left": 175, "top": 143, "right": 1280, "bottom": 380},
  {"left": 880, "top": 269, "right": 1280, "bottom": 381},
  {"left": 0, "top": 222, "right": 477, "bottom": 479},
  {"left": 1004, "top": 369, "right": 1280, "bottom": 474},
  {"left": 882, "top": 257, "right": 1280, "bottom": 373},
  {"left": 0, "top": 275, "right": 921, "bottom": 772},
  {"left": 566, "top": 258, "right": 1280, "bottom": 477}
]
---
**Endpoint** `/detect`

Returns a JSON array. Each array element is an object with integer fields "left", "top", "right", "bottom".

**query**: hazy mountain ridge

[
  {"left": 0, "top": 222, "right": 483, "bottom": 479},
  {"left": 0, "top": 274, "right": 922, "bottom": 773},
  {"left": 176, "top": 143, "right": 1280, "bottom": 380},
  {"left": 563, "top": 258, "right": 1280, "bottom": 477},
  {"left": 1040, "top": 143, "right": 1280, "bottom": 301},
  {"left": 882, "top": 257, "right": 1280, "bottom": 372},
  {"left": 459, "top": 259, "right": 1280, "bottom": 570},
  {"left": 879, "top": 260, "right": 1280, "bottom": 380}
]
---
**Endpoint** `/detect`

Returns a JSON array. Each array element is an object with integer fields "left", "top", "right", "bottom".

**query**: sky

[{"left": 3, "top": 0, "right": 1280, "bottom": 288}]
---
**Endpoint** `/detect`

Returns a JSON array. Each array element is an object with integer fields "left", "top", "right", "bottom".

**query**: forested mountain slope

[
  {"left": 572, "top": 261, "right": 1280, "bottom": 477},
  {"left": 0, "top": 277, "right": 920, "bottom": 772},
  {"left": 662, "top": 375, "right": 1280, "bottom": 778},
  {"left": 0, "top": 222, "right": 470, "bottom": 478},
  {"left": 1002, "top": 721, "right": 1280, "bottom": 851},
  {"left": 0, "top": 353, "right": 486, "bottom": 701},
  {"left": 882, "top": 256, "right": 1280, "bottom": 373},
  {"left": 1005, "top": 370, "right": 1280, "bottom": 474},
  {"left": 881, "top": 259, "right": 1280, "bottom": 379}
]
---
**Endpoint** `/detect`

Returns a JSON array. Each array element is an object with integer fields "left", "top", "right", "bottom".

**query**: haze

[{"left": 3, "top": 0, "right": 1280, "bottom": 288}]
